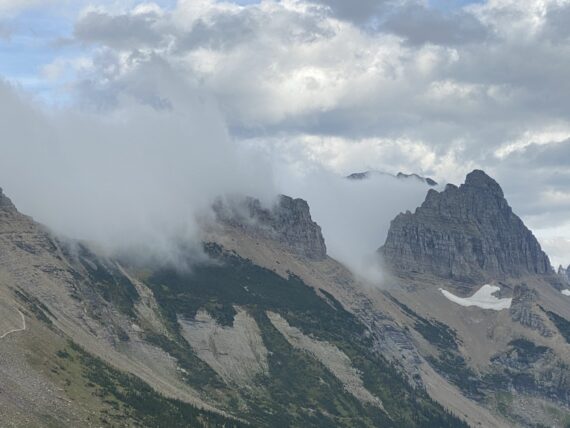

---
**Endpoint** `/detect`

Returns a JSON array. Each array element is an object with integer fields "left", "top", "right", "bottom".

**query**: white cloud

[
  {"left": 0, "top": 0, "right": 48, "bottom": 14},
  {"left": 2, "top": 0, "right": 570, "bottom": 267}
]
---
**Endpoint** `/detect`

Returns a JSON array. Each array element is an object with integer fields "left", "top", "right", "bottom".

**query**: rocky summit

[
  {"left": 347, "top": 170, "right": 438, "bottom": 186},
  {"left": 0, "top": 187, "right": 16, "bottom": 211},
  {"left": 213, "top": 194, "right": 327, "bottom": 260},
  {"left": 558, "top": 265, "right": 570, "bottom": 284},
  {"left": 379, "top": 169, "right": 552, "bottom": 283}
]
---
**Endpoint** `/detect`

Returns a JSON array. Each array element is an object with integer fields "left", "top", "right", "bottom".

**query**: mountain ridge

[
  {"left": 347, "top": 170, "right": 438, "bottom": 186},
  {"left": 380, "top": 169, "right": 553, "bottom": 283}
]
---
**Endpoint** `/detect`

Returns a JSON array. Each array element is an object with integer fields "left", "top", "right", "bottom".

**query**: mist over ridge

[{"left": 0, "top": 79, "right": 431, "bottom": 278}]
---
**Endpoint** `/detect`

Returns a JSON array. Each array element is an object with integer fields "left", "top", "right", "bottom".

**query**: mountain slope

[
  {"left": 0, "top": 187, "right": 471, "bottom": 427},
  {"left": 378, "top": 171, "right": 570, "bottom": 427}
]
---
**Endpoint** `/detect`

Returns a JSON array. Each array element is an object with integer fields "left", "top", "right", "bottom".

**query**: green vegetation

[
  {"left": 142, "top": 243, "right": 469, "bottom": 427},
  {"left": 77, "top": 244, "right": 139, "bottom": 317},
  {"left": 143, "top": 331, "right": 225, "bottom": 390},
  {"left": 65, "top": 341, "right": 247, "bottom": 428},
  {"left": 485, "top": 339, "right": 552, "bottom": 399},
  {"left": 388, "top": 294, "right": 483, "bottom": 400},
  {"left": 14, "top": 288, "right": 55, "bottom": 326},
  {"left": 390, "top": 298, "right": 459, "bottom": 351},
  {"left": 427, "top": 352, "right": 483, "bottom": 400},
  {"left": 493, "top": 391, "right": 513, "bottom": 417},
  {"left": 508, "top": 339, "right": 549, "bottom": 364},
  {"left": 541, "top": 307, "right": 570, "bottom": 343}
]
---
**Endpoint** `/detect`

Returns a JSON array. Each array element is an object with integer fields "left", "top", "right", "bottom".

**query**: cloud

[
  {"left": 307, "top": 0, "right": 389, "bottom": 25},
  {"left": 2, "top": 0, "right": 570, "bottom": 266},
  {"left": 276, "top": 163, "right": 430, "bottom": 284},
  {"left": 74, "top": 8, "right": 165, "bottom": 50},
  {"left": 541, "top": 2, "right": 570, "bottom": 43},
  {"left": 0, "top": 0, "right": 50, "bottom": 15},
  {"left": 0, "top": 77, "right": 433, "bottom": 281},
  {"left": 0, "top": 79, "right": 275, "bottom": 265},
  {"left": 382, "top": 4, "right": 491, "bottom": 46}
]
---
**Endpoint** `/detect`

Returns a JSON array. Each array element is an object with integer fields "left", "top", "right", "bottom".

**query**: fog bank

[
  {"left": 277, "top": 167, "right": 430, "bottom": 284},
  {"left": 0, "top": 79, "right": 430, "bottom": 279}
]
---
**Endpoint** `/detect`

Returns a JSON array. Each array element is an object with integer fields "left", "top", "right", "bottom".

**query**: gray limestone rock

[
  {"left": 0, "top": 187, "right": 16, "bottom": 212},
  {"left": 379, "top": 170, "right": 552, "bottom": 283},
  {"left": 510, "top": 285, "right": 552, "bottom": 337},
  {"left": 213, "top": 194, "right": 327, "bottom": 260},
  {"left": 346, "top": 170, "right": 438, "bottom": 186},
  {"left": 558, "top": 265, "right": 570, "bottom": 284}
]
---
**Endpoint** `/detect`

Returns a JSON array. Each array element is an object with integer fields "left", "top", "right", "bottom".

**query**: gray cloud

[
  {"left": 175, "top": 10, "right": 258, "bottom": 52},
  {"left": 0, "top": 79, "right": 276, "bottom": 265},
  {"left": 74, "top": 9, "right": 165, "bottom": 49},
  {"left": 309, "top": 0, "right": 390, "bottom": 24},
  {"left": 382, "top": 5, "right": 491, "bottom": 46},
  {"left": 542, "top": 3, "right": 570, "bottom": 43},
  {"left": 3, "top": 0, "right": 570, "bottom": 266}
]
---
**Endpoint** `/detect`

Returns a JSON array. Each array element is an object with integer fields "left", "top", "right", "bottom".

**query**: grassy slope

[{"left": 142, "top": 244, "right": 468, "bottom": 427}]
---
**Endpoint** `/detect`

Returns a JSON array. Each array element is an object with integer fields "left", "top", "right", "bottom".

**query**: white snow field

[
  {"left": 439, "top": 284, "right": 512, "bottom": 311},
  {"left": 562, "top": 290, "right": 570, "bottom": 296}
]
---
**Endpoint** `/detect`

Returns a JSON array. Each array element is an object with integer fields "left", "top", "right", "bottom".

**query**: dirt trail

[{"left": 0, "top": 309, "right": 26, "bottom": 339}]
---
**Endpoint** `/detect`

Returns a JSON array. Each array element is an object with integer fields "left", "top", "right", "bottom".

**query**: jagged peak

[
  {"left": 0, "top": 187, "right": 17, "bottom": 212},
  {"left": 464, "top": 169, "right": 504, "bottom": 196},
  {"left": 380, "top": 170, "right": 552, "bottom": 283},
  {"left": 346, "top": 170, "right": 438, "bottom": 186},
  {"left": 213, "top": 194, "right": 327, "bottom": 260},
  {"left": 396, "top": 172, "right": 438, "bottom": 186}
]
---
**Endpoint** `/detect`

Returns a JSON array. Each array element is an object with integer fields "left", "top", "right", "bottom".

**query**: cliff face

[
  {"left": 346, "top": 170, "right": 438, "bottom": 186},
  {"left": 558, "top": 265, "right": 570, "bottom": 284},
  {"left": 380, "top": 170, "right": 552, "bottom": 283},
  {"left": 213, "top": 194, "right": 327, "bottom": 260},
  {"left": 0, "top": 187, "right": 16, "bottom": 212}
]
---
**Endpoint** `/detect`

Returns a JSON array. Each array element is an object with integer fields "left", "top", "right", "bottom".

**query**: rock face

[
  {"left": 213, "top": 195, "right": 327, "bottom": 260},
  {"left": 558, "top": 265, "right": 570, "bottom": 284},
  {"left": 380, "top": 170, "right": 552, "bottom": 283},
  {"left": 490, "top": 339, "right": 570, "bottom": 407},
  {"left": 510, "top": 285, "right": 552, "bottom": 337},
  {"left": 0, "top": 187, "right": 16, "bottom": 212},
  {"left": 396, "top": 172, "right": 438, "bottom": 186},
  {"left": 347, "top": 170, "right": 438, "bottom": 186}
]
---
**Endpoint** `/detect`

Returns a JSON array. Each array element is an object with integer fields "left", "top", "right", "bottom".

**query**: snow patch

[
  {"left": 439, "top": 284, "right": 512, "bottom": 311},
  {"left": 562, "top": 290, "right": 570, "bottom": 296}
]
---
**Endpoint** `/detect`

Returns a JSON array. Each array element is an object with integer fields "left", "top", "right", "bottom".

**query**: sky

[{"left": 0, "top": 0, "right": 570, "bottom": 270}]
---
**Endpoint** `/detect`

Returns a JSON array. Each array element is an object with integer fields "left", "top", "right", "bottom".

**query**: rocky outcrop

[
  {"left": 380, "top": 170, "right": 552, "bottom": 283},
  {"left": 490, "top": 339, "right": 570, "bottom": 406},
  {"left": 347, "top": 170, "right": 438, "bottom": 186},
  {"left": 510, "top": 285, "right": 552, "bottom": 337},
  {"left": 396, "top": 172, "right": 438, "bottom": 186},
  {"left": 0, "top": 187, "right": 16, "bottom": 212},
  {"left": 213, "top": 195, "right": 327, "bottom": 260},
  {"left": 558, "top": 265, "right": 570, "bottom": 284}
]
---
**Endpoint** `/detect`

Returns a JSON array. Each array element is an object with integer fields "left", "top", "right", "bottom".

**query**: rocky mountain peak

[
  {"left": 559, "top": 265, "right": 570, "bottom": 283},
  {"left": 0, "top": 187, "right": 17, "bottom": 213},
  {"left": 346, "top": 170, "right": 438, "bottom": 186},
  {"left": 464, "top": 169, "right": 504, "bottom": 196},
  {"left": 380, "top": 170, "right": 552, "bottom": 283},
  {"left": 396, "top": 172, "right": 438, "bottom": 186},
  {"left": 213, "top": 194, "right": 327, "bottom": 260}
]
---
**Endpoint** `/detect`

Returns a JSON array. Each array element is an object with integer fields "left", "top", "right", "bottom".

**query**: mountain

[
  {"left": 380, "top": 170, "right": 552, "bottom": 283},
  {"left": 212, "top": 194, "right": 327, "bottom": 260},
  {"left": 559, "top": 265, "right": 570, "bottom": 284},
  {"left": 379, "top": 170, "right": 570, "bottom": 427},
  {"left": 0, "top": 187, "right": 469, "bottom": 427},
  {"left": 2, "top": 171, "right": 570, "bottom": 428},
  {"left": 347, "top": 170, "right": 438, "bottom": 186}
]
